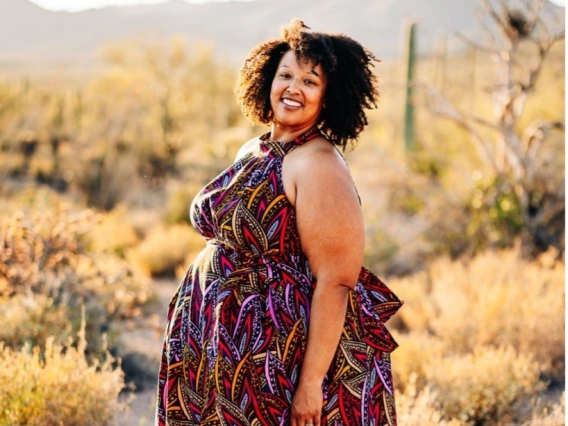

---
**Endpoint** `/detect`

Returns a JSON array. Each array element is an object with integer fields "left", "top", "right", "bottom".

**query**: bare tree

[{"left": 422, "top": 0, "right": 565, "bottom": 255}]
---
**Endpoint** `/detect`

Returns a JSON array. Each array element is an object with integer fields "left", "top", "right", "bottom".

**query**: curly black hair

[{"left": 235, "top": 19, "right": 380, "bottom": 152}]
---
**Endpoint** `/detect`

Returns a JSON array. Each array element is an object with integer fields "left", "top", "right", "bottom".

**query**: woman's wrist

[{"left": 298, "top": 374, "right": 325, "bottom": 387}]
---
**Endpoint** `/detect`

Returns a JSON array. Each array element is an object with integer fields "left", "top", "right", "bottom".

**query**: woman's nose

[{"left": 286, "top": 78, "right": 300, "bottom": 94}]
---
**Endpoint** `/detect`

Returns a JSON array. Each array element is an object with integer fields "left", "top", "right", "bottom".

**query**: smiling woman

[
  {"left": 156, "top": 18, "right": 403, "bottom": 426},
  {"left": 269, "top": 51, "right": 328, "bottom": 141}
]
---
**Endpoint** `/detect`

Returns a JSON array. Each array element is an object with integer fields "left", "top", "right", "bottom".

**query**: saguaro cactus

[{"left": 404, "top": 21, "right": 417, "bottom": 152}]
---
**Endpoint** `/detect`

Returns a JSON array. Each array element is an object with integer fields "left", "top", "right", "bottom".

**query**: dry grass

[
  {"left": 128, "top": 223, "right": 205, "bottom": 278},
  {"left": 391, "top": 245, "right": 564, "bottom": 379},
  {"left": 87, "top": 204, "right": 139, "bottom": 257},
  {"left": 0, "top": 205, "right": 153, "bottom": 355},
  {"left": 396, "top": 374, "right": 462, "bottom": 426},
  {"left": 0, "top": 317, "right": 126, "bottom": 426},
  {"left": 425, "top": 345, "right": 546, "bottom": 425},
  {"left": 389, "top": 245, "right": 564, "bottom": 425}
]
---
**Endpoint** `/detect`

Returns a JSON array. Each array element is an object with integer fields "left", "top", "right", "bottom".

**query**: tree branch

[
  {"left": 454, "top": 31, "right": 500, "bottom": 55},
  {"left": 417, "top": 83, "right": 500, "bottom": 173},
  {"left": 523, "top": 119, "right": 565, "bottom": 165},
  {"left": 524, "top": 31, "right": 564, "bottom": 92},
  {"left": 469, "top": 114, "right": 502, "bottom": 131},
  {"left": 482, "top": 0, "right": 513, "bottom": 43}
]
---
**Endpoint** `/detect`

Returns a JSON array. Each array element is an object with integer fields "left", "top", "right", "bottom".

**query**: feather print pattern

[{"left": 156, "top": 126, "right": 403, "bottom": 425}]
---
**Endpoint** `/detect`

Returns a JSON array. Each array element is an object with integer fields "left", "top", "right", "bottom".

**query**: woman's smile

[{"left": 282, "top": 97, "right": 303, "bottom": 108}]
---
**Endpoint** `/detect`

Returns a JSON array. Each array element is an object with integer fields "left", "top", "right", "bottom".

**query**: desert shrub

[
  {"left": 128, "top": 223, "right": 205, "bottom": 278},
  {"left": 0, "top": 206, "right": 152, "bottom": 356},
  {"left": 396, "top": 374, "right": 462, "bottom": 426},
  {"left": 87, "top": 204, "right": 139, "bottom": 257},
  {"left": 363, "top": 224, "right": 401, "bottom": 276},
  {"left": 391, "top": 331, "right": 446, "bottom": 394},
  {"left": 163, "top": 181, "right": 203, "bottom": 225},
  {"left": 391, "top": 245, "right": 564, "bottom": 379},
  {"left": 395, "top": 345, "right": 546, "bottom": 426},
  {"left": 425, "top": 345, "right": 546, "bottom": 425},
  {"left": 73, "top": 148, "right": 138, "bottom": 211},
  {"left": 0, "top": 332, "right": 125, "bottom": 426}
]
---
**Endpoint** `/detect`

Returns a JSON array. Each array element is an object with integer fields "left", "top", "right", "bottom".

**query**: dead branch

[
  {"left": 524, "top": 31, "right": 564, "bottom": 92},
  {"left": 480, "top": 17, "right": 500, "bottom": 49},
  {"left": 482, "top": 0, "right": 508, "bottom": 34},
  {"left": 483, "top": 0, "right": 517, "bottom": 43},
  {"left": 522, "top": 119, "right": 565, "bottom": 166},
  {"left": 521, "top": 0, "right": 547, "bottom": 34},
  {"left": 454, "top": 31, "right": 500, "bottom": 55},
  {"left": 418, "top": 83, "right": 500, "bottom": 173}
]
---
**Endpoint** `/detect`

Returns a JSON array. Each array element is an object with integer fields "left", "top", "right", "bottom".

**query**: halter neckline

[{"left": 259, "top": 126, "right": 323, "bottom": 148}]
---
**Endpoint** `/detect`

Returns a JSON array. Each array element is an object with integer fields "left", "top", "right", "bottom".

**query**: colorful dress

[{"left": 156, "top": 126, "right": 404, "bottom": 426}]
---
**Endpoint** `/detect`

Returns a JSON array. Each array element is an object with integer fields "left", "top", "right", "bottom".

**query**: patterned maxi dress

[{"left": 156, "top": 126, "right": 404, "bottom": 426}]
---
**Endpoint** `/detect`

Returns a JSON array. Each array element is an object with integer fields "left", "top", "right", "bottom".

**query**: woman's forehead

[{"left": 278, "top": 50, "right": 323, "bottom": 74}]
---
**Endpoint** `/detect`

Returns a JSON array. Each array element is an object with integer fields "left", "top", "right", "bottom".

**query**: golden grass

[
  {"left": 391, "top": 245, "right": 564, "bottom": 379},
  {"left": 396, "top": 374, "right": 462, "bottom": 426},
  {"left": 389, "top": 245, "right": 564, "bottom": 424},
  {"left": 425, "top": 345, "right": 546, "bottom": 424},
  {"left": 128, "top": 223, "right": 205, "bottom": 278},
  {"left": 0, "top": 205, "right": 153, "bottom": 355},
  {"left": 88, "top": 204, "right": 140, "bottom": 257},
  {"left": 0, "top": 316, "right": 125, "bottom": 426}
]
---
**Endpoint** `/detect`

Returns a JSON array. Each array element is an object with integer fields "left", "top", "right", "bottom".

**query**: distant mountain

[{"left": 0, "top": 0, "right": 563, "bottom": 65}]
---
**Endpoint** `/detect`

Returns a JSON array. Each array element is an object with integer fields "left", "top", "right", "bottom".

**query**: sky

[
  {"left": 26, "top": 0, "right": 567, "bottom": 13},
  {"left": 30, "top": 0, "right": 248, "bottom": 12}
]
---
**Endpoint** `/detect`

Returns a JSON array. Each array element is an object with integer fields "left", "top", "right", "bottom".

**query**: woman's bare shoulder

[
  {"left": 283, "top": 136, "right": 352, "bottom": 203},
  {"left": 292, "top": 136, "right": 348, "bottom": 172}
]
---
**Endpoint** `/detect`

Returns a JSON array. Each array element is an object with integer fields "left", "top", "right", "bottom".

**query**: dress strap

[
  {"left": 258, "top": 126, "right": 322, "bottom": 156},
  {"left": 283, "top": 126, "right": 323, "bottom": 153}
]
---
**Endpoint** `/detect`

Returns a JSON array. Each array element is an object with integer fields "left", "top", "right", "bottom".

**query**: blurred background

[{"left": 0, "top": 0, "right": 565, "bottom": 425}]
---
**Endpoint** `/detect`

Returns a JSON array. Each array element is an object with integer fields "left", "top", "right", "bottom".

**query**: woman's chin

[
  {"left": 273, "top": 113, "right": 312, "bottom": 128},
  {"left": 273, "top": 118, "right": 300, "bottom": 128}
]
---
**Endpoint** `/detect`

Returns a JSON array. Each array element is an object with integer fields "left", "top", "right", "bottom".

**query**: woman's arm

[{"left": 290, "top": 144, "right": 365, "bottom": 426}]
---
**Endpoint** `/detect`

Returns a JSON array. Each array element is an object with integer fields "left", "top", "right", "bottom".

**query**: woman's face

[{"left": 270, "top": 50, "right": 327, "bottom": 131}]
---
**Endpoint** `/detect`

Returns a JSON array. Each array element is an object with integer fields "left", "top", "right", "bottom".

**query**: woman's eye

[
  {"left": 280, "top": 73, "right": 290, "bottom": 78},
  {"left": 304, "top": 80, "right": 315, "bottom": 86}
]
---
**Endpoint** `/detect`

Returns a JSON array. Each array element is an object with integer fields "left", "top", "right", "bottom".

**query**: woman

[{"left": 156, "top": 19, "right": 403, "bottom": 426}]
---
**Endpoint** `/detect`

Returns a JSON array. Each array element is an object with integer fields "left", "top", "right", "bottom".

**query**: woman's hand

[{"left": 290, "top": 379, "right": 323, "bottom": 426}]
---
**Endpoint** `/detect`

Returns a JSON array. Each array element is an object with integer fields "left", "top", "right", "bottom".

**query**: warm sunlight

[{"left": 1, "top": 0, "right": 564, "bottom": 424}]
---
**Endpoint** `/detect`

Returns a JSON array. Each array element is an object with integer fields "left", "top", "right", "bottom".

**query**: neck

[{"left": 270, "top": 123, "right": 317, "bottom": 143}]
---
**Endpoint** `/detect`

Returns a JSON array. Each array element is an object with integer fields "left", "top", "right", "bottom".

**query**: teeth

[{"left": 282, "top": 98, "right": 301, "bottom": 107}]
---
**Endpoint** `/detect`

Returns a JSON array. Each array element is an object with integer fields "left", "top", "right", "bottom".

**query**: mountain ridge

[{"left": 0, "top": 0, "right": 563, "bottom": 64}]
